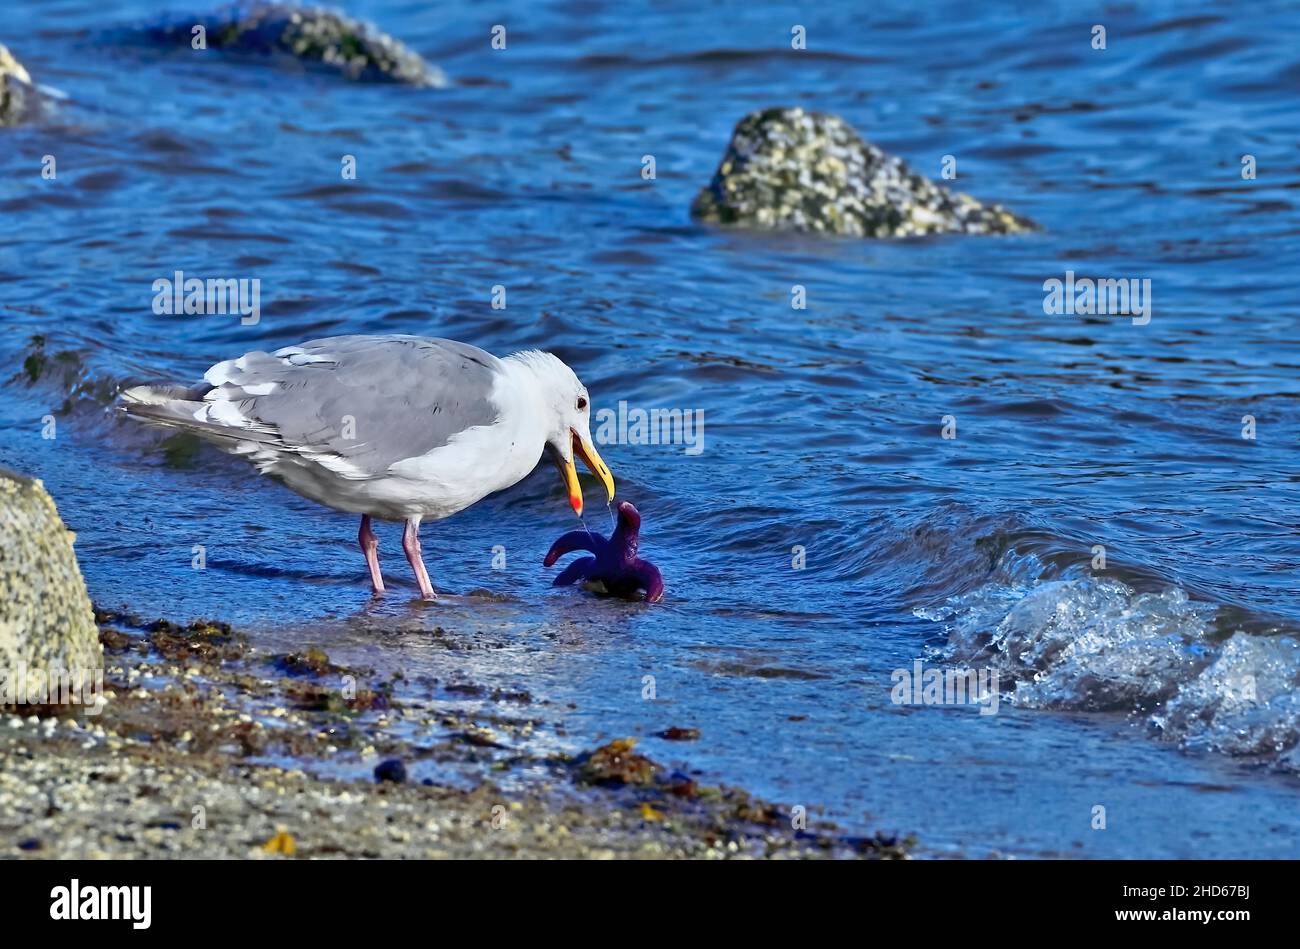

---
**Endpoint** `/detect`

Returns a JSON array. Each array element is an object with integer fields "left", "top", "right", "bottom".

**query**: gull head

[{"left": 513, "top": 350, "right": 615, "bottom": 516}]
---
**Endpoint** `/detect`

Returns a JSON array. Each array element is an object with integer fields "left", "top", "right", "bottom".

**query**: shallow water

[{"left": 3, "top": 0, "right": 1300, "bottom": 856}]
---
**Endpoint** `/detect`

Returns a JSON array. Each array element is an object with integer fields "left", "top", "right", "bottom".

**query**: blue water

[{"left": 3, "top": 0, "right": 1300, "bottom": 857}]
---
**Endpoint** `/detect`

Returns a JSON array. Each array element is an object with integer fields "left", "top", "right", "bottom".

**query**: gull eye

[{"left": 576, "top": 396, "right": 588, "bottom": 411}]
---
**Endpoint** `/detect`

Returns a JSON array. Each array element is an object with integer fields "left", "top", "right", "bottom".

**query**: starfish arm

[
  {"left": 631, "top": 560, "right": 664, "bottom": 603},
  {"left": 552, "top": 556, "right": 597, "bottom": 587},
  {"left": 543, "top": 531, "right": 601, "bottom": 567}
]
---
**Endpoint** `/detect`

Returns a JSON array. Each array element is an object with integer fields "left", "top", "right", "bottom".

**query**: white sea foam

[{"left": 918, "top": 552, "right": 1300, "bottom": 769}]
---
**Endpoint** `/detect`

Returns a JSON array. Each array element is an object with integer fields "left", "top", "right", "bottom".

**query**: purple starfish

[{"left": 544, "top": 501, "right": 664, "bottom": 603}]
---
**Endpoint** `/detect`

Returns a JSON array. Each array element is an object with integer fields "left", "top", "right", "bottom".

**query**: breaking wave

[{"left": 917, "top": 542, "right": 1300, "bottom": 771}]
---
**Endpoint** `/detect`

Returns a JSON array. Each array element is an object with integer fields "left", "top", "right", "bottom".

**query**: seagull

[{"left": 119, "top": 335, "right": 615, "bottom": 600}]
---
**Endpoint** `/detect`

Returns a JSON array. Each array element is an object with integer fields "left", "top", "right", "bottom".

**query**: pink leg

[
  {"left": 402, "top": 518, "right": 436, "bottom": 601},
  {"left": 358, "top": 515, "right": 384, "bottom": 594}
]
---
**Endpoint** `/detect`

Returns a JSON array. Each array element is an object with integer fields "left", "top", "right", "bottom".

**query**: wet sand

[{"left": 2, "top": 613, "right": 912, "bottom": 860}]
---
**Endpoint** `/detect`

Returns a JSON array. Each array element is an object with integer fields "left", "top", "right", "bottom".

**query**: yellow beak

[{"left": 555, "top": 430, "right": 615, "bottom": 516}]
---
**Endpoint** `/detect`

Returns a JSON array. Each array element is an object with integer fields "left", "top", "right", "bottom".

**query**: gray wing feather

[{"left": 199, "top": 335, "right": 502, "bottom": 476}]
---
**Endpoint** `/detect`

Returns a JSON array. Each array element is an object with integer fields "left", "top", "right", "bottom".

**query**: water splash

[{"left": 919, "top": 549, "right": 1300, "bottom": 770}]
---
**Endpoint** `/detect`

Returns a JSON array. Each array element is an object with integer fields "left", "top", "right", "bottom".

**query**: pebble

[{"left": 374, "top": 759, "right": 407, "bottom": 783}]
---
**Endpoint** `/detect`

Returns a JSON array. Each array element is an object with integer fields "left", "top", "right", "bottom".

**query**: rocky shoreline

[
  {"left": 0, "top": 400, "right": 910, "bottom": 861},
  {"left": 2, "top": 609, "right": 912, "bottom": 860}
]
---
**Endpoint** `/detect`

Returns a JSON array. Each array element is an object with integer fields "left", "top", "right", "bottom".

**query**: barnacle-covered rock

[
  {"left": 144, "top": 3, "right": 446, "bottom": 86},
  {"left": 0, "top": 44, "right": 38, "bottom": 127},
  {"left": 692, "top": 107, "right": 1035, "bottom": 238},
  {"left": 0, "top": 467, "right": 102, "bottom": 679}
]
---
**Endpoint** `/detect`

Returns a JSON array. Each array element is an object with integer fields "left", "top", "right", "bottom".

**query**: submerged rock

[
  {"left": 143, "top": 3, "right": 446, "bottom": 86},
  {"left": 0, "top": 468, "right": 102, "bottom": 679},
  {"left": 692, "top": 107, "right": 1035, "bottom": 238},
  {"left": 0, "top": 44, "right": 39, "bottom": 127}
]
